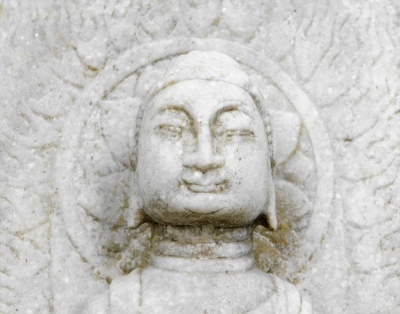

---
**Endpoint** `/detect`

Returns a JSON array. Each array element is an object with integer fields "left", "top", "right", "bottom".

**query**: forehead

[{"left": 145, "top": 80, "right": 258, "bottom": 118}]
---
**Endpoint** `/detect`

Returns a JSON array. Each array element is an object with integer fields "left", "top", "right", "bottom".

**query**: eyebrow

[
  {"left": 157, "top": 105, "right": 191, "bottom": 119},
  {"left": 211, "top": 102, "right": 254, "bottom": 125}
]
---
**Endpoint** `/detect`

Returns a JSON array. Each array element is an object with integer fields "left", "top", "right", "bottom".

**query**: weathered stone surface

[{"left": 0, "top": 1, "right": 399, "bottom": 313}]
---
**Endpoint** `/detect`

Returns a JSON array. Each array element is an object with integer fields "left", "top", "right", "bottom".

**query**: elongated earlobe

[
  {"left": 124, "top": 171, "right": 146, "bottom": 228},
  {"left": 266, "top": 180, "right": 277, "bottom": 230},
  {"left": 258, "top": 173, "right": 277, "bottom": 230}
]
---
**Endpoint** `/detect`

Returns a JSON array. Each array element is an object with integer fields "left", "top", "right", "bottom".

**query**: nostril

[
  {"left": 197, "top": 163, "right": 214, "bottom": 174},
  {"left": 183, "top": 153, "right": 225, "bottom": 172},
  {"left": 213, "top": 155, "right": 225, "bottom": 167}
]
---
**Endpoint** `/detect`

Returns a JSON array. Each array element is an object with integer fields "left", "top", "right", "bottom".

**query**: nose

[{"left": 183, "top": 127, "right": 224, "bottom": 172}]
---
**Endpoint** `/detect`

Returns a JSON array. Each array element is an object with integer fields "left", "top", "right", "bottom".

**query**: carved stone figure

[{"left": 82, "top": 51, "right": 312, "bottom": 314}]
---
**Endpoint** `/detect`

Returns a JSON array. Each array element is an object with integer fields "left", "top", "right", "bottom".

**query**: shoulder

[
  {"left": 109, "top": 268, "right": 141, "bottom": 299},
  {"left": 80, "top": 269, "right": 142, "bottom": 314},
  {"left": 80, "top": 290, "right": 109, "bottom": 314},
  {"left": 269, "top": 274, "right": 313, "bottom": 314},
  {"left": 109, "top": 268, "right": 142, "bottom": 313}
]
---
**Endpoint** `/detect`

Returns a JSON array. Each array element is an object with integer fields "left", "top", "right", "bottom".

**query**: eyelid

[
  {"left": 214, "top": 128, "right": 254, "bottom": 137},
  {"left": 156, "top": 118, "right": 188, "bottom": 127},
  {"left": 158, "top": 124, "right": 182, "bottom": 132}
]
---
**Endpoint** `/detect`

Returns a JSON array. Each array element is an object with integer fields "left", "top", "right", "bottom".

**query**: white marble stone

[
  {"left": 0, "top": 1, "right": 399, "bottom": 313},
  {"left": 80, "top": 50, "right": 311, "bottom": 313}
]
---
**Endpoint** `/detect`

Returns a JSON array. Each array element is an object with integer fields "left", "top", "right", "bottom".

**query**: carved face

[{"left": 136, "top": 80, "right": 271, "bottom": 227}]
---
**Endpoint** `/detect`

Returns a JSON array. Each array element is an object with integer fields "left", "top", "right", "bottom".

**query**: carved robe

[{"left": 82, "top": 268, "right": 312, "bottom": 314}]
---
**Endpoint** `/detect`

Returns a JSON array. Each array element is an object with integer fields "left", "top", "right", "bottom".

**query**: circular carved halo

[{"left": 56, "top": 38, "right": 333, "bottom": 280}]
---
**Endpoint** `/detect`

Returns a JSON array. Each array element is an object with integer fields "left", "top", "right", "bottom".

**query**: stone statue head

[{"left": 129, "top": 51, "right": 276, "bottom": 229}]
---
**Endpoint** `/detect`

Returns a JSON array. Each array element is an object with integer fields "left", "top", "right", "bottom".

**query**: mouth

[
  {"left": 181, "top": 171, "right": 229, "bottom": 194},
  {"left": 182, "top": 177, "right": 228, "bottom": 193},
  {"left": 183, "top": 180, "right": 228, "bottom": 193}
]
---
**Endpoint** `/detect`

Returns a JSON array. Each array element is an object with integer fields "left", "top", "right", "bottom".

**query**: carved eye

[
  {"left": 223, "top": 129, "right": 254, "bottom": 138},
  {"left": 160, "top": 124, "right": 182, "bottom": 133},
  {"left": 213, "top": 109, "right": 255, "bottom": 143},
  {"left": 214, "top": 128, "right": 254, "bottom": 141},
  {"left": 157, "top": 124, "right": 184, "bottom": 138}
]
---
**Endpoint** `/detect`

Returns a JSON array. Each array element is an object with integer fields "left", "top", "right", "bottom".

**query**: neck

[{"left": 150, "top": 224, "right": 254, "bottom": 273}]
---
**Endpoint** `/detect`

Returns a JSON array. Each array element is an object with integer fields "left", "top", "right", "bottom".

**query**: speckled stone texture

[{"left": 0, "top": 1, "right": 399, "bottom": 313}]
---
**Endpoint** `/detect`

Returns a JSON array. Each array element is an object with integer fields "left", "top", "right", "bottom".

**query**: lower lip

[{"left": 185, "top": 182, "right": 227, "bottom": 193}]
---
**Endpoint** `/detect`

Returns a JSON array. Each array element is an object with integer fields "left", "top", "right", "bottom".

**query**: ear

[
  {"left": 124, "top": 171, "right": 146, "bottom": 228},
  {"left": 266, "top": 179, "right": 277, "bottom": 230},
  {"left": 258, "top": 172, "right": 277, "bottom": 230},
  {"left": 269, "top": 110, "right": 301, "bottom": 167}
]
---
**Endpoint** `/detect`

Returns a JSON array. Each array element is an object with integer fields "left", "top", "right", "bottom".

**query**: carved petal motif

[{"left": 180, "top": 0, "right": 222, "bottom": 37}]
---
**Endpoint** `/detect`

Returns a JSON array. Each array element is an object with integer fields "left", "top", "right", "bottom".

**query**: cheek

[
  {"left": 224, "top": 144, "right": 269, "bottom": 192},
  {"left": 137, "top": 135, "right": 184, "bottom": 192}
]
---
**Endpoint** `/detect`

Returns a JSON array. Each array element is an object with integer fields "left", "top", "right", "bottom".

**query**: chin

[{"left": 144, "top": 193, "right": 261, "bottom": 227}]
